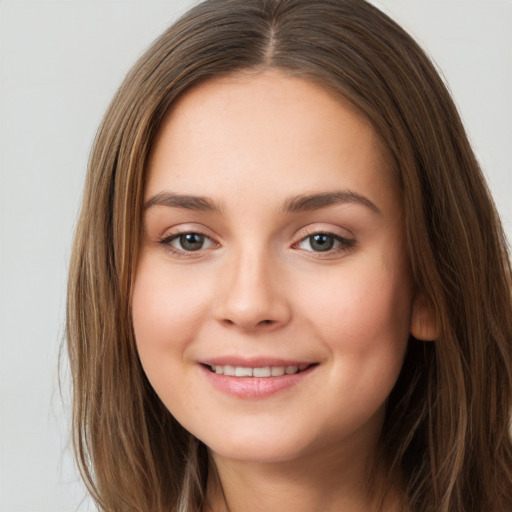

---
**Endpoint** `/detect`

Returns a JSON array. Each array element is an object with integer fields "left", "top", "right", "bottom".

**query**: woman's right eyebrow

[{"left": 143, "top": 192, "right": 222, "bottom": 213}]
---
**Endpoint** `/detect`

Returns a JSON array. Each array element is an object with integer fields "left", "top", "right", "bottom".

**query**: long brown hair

[{"left": 67, "top": 0, "right": 512, "bottom": 510}]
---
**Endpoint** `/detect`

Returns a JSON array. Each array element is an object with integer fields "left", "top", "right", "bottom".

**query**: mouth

[
  {"left": 198, "top": 358, "right": 318, "bottom": 398},
  {"left": 203, "top": 363, "right": 312, "bottom": 378},
  {"left": 199, "top": 361, "right": 317, "bottom": 399}
]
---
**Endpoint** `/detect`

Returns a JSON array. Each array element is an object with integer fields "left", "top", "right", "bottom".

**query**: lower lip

[{"left": 200, "top": 365, "right": 316, "bottom": 399}]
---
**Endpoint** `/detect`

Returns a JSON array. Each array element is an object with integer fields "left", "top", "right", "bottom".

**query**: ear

[{"left": 410, "top": 293, "right": 438, "bottom": 341}]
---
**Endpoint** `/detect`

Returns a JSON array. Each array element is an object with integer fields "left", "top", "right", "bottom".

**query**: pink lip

[
  {"left": 198, "top": 360, "right": 317, "bottom": 399},
  {"left": 201, "top": 356, "right": 312, "bottom": 367}
]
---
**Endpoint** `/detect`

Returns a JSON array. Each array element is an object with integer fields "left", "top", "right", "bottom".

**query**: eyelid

[
  {"left": 157, "top": 223, "right": 218, "bottom": 242},
  {"left": 167, "top": 232, "right": 216, "bottom": 248},
  {"left": 292, "top": 226, "right": 356, "bottom": 256},
  {"left": 158, "top": 225, "right": 220, "bottom": 257}
]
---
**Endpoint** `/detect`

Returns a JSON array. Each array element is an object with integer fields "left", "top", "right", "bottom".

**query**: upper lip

[{"left": 199, "top": 357, "right": 316, "bottom": 368}]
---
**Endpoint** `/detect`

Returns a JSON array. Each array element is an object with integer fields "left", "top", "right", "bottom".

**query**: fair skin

[{"left": 132, "top": 70, "right": 430, "bottom": 512}]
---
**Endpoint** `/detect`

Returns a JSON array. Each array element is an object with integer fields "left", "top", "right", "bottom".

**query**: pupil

[
  {"left": 180, "top": 233, "right": 204, "bottom": 251},
  {"left": 311, "top": 234, "right": 334, "bottom": 252}
]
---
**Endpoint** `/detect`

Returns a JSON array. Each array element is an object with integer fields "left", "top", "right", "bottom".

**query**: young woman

[{"left": 66, "top": 1, "right": 512, "bottom": 511}]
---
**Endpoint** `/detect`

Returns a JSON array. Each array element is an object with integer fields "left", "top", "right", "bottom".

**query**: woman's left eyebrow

[{"left": 282, "top": 191, "right": 381, "bottom": 215}]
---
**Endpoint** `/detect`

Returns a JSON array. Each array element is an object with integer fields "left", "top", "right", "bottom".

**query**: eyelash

[
  {"left": 293, "top": 231, "right": 356, "bottom": 256},
  {"left": 158, "top": 230, "right": 355, "bottom": 257},
  {"left": 158, "top": 232, "right": 218, "bottom": 257}
]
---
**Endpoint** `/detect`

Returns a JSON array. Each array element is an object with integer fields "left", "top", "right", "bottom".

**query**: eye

[
  {"left": 161, "top": 232, "right": 216, "bottom": 253},
  {"left": 296, "top": 233, "right": 354, "bottom": 253}
]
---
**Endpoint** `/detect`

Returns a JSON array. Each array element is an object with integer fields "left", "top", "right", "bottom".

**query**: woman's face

[{"left": 132, "top": 70, "right": 417, "bottom": 465}]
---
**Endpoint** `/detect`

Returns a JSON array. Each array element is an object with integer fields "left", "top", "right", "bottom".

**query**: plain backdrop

[{"left": 0, "top": 1, "right": 511, "bottom": 510}]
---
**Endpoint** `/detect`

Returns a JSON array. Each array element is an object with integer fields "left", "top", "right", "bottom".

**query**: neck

[{"left": 204, "top": 441, "right": 399, "bottom": 512}]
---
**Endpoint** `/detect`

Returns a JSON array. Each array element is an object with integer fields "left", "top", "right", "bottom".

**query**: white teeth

[
  {"left": 253, "top": 367, "right": 271, "bottom": 377},
  {"left": 235, "top": 366, "right": 253, "bottom": 377},
  {"left": 210, "top": 364, "right": 308, "bottom": 377},
  {"left": 223, "top": 365, "right": 235, "bottom": 376}
]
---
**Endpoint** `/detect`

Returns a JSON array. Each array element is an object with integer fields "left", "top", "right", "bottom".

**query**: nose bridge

[{"left": 215, "top": 241, "right": 290, "bottom": 330}]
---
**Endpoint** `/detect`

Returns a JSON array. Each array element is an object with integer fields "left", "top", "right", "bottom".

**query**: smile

[
  {"left": 199, "top": 360, "right": 317, "bottom": 399},
  {"left": 206, "top": 364, "right": 310, "bottom": 377}
]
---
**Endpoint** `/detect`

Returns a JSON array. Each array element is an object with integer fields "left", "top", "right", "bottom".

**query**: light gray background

[{"left": 1, "top": 1, "right": 511, "bottom": 511}]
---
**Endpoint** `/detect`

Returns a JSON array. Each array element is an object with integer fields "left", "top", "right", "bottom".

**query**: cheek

[
  {"left": 298, "top": 255, "right": 412, "bottom": 355},
  {"left": 304, "top": 259, "right": 412, "bottom": 419},
  {"left": 131, "top": 259, "right": 210, "bottom": 366}
]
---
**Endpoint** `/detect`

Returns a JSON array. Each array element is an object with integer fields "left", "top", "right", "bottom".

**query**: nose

[{"left": 214, "top": 250, "right": 292, "bottom": 332}]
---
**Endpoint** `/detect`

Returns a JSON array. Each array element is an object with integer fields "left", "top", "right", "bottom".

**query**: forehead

[{"left": 146, "top": 70, "right": 397, "bottom": 213}]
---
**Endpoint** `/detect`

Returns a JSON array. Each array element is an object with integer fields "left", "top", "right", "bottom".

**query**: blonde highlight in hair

[{"left": 67, "top": 1, "right": 512, "bottom": 510}]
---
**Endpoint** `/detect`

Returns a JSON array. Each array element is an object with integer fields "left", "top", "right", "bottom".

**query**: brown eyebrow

[
  {"left": 144, "top": 192, "right": 222, "bottom": 213},
  {"left": 282, "top": 191, "right": 381, "bottom": 214},
  {"left": 144, "top": 190, "right": 380, "bottom": 215}
]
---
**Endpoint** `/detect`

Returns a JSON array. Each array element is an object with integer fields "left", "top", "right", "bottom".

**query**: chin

[{"left": 199, "top": 425, "right": 315, "bottom": 464}]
